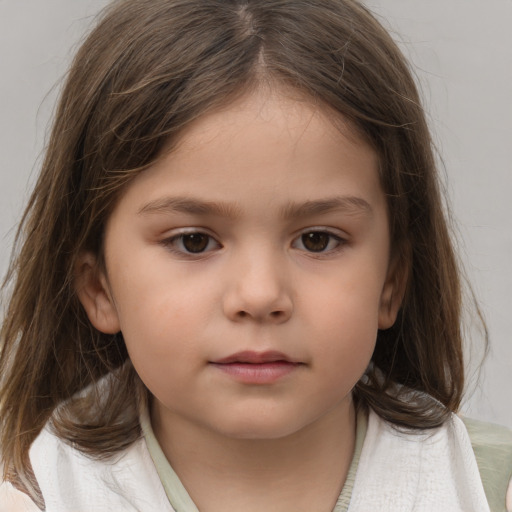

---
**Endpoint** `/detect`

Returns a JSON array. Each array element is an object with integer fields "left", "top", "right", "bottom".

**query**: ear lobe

[
  {"left": 378, "top": 247, "right": 409, "bottom": 330},
  {"left": 75, "top": 252, "right": 120, "bottom": 334}
]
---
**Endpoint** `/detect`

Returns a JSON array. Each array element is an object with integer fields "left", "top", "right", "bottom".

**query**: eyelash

[
  {"left": 160, "top": 229, "right": 346, "bottom": 257},
  {"left": 161, "top": 231, "right": 221, "bottom": 256},
  {"left": 292, "top": 230, "right": 346, "bottom": 254}
]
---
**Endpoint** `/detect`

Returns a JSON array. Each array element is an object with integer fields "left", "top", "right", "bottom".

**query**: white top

[{"left": 0, "top": 409, "right": 509, "bottom": 511}]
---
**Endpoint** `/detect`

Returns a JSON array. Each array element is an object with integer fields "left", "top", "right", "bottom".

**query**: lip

[
  {"left": 213, "top": 350, "right": 298, "bottom": 364},
  {"left": 210, "top": 350, "right": 303, "bottom": 384}
]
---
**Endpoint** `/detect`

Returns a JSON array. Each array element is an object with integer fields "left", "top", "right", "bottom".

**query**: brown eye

[
  {"left": 301, "top": 232, "right": 331, "bottom": 252},
  {"left": 162, "top": 231, "right": 220, "bottom": 256},
  {"left": 181, "top": 233, "right": 210, "bottom": 253}
]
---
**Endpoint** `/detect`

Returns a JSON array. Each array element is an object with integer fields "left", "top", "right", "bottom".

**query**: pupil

[
  {"left": 302, "top": 232, "right": 329, "bottom": 252},
  {"left": 183, "top": 233, "right": 208, "bottom": 253}
]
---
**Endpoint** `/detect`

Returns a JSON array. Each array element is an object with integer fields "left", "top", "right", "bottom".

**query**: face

[{"left": 78, "top": 88, "right": 401, "bottom": 441}]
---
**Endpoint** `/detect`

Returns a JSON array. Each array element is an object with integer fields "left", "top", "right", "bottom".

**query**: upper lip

[{"left": 212, "top": 350, "right": 298, "bottom": 364}]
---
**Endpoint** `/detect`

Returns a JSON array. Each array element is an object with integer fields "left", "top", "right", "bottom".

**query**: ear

[
  {"left": 378, "top": 246, "right": 409, "bottom": 330},
  {"left": 75, "top": 252, "right": 120, "bottom": 334}
]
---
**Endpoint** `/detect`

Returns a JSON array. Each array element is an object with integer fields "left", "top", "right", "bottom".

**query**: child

[{"left": 1, "top": 0, "right": 511, "bottom": 510}]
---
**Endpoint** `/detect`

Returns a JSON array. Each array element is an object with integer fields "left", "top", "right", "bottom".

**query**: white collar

[{"left": 29, "top": 409, "right": 488, "bottom": 511}]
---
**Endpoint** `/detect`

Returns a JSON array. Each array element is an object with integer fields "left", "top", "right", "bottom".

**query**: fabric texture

[
  {"left": 28, "top": 426, "right": 174, "bottom": 512},
  {"left": 463, "top": 417, "right": 512, "bottom": 512},
  {"left": 1, "top": 409, "right": 510, "bottom": 511},
  {"left": 348, "top": 410, "right": 491, "bottom": 511},
  {"left": 333, "top": 407, "right": 368, "bottom": 511},
  {"left": 0, "top": 481, "right": 40, "bottom": 512},
  {"left": 140, "top": 408, "right": 199, "bottom": 512}
]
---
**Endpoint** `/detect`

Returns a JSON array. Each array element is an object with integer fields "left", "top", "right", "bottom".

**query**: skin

[{"left": 77, "top": 86, "right": 402, "bottom": 512}]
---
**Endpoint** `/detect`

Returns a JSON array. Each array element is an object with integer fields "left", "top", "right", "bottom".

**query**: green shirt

[{"left": 462, "top": 416, "right": 512, "bottom": 512}]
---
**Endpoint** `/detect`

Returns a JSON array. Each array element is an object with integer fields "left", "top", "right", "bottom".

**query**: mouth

[
  {"left": 212, "top": 350, "right": 299, "bottom": 365},
  {"left": 209, "top": 351, "right": 303, "bottom": 384}
]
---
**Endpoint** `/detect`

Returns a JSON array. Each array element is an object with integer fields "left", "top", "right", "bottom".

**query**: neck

[{"left": 151, "top": 399, "right": 357, "bottom": 512}]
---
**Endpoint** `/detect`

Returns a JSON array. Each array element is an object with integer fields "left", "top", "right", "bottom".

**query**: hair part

[{"left": 1, "top": 0, "right": 481, "bottom": 501}]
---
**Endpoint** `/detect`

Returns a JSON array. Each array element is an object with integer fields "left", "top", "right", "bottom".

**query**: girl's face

[{"left": 79, "top": 87, "right": 401, "bottom": 441}]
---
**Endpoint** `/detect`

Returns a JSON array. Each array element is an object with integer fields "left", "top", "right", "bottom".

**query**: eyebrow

[
  {"left": 137, "top": 195, "right": 372, "bottom": 219},
  {"left": 279, "top": 196, "right": 373, "bottom": 219},
  {"left": 138, "top": 197, "right": 243, "bottom": 218}
]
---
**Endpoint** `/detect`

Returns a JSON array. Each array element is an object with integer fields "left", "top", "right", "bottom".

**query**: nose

[{"left": 222, "top": 250, "right": 293, "bottom": 324}]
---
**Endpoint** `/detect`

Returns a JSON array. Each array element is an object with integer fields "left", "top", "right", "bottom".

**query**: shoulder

[
  {"left": 0, "top": 480, "right": 41, "bottom": 512},
  {"left": 27, "top": 422, "right": 173, "bottom": 511},
  {"left": 461, "top": 416, "right": 512, "bottom": 512},
  {"left": 350, "top": 409, "right": 491, "bottom": 511}
]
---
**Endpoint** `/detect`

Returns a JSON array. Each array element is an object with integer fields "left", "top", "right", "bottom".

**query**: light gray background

[{"left": 1, "top": 1, "right": 511, "bottom": 427}]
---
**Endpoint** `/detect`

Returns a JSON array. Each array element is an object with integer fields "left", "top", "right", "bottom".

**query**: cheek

[
  {"left": 120, "top": 304, "right": 203, "bottom": 404},
  {"left": 314, "top": 307, "right": 377, "bottom": 376},
  {"left": 119, "top": 294, "right": 205, "bottom": 355},
  {"left": 110, "top": 269, "right": 217, "bottom": 383},
  {"left": 303, "top": 271, "right": 382, "bottom": 377},
  {"left": 309, "top": 314, "right": 376, "bottom": 405},
  {"left": 306, "top": 270, "right": 383, "bottom": 336},
  {"left": 112, "top": 252, "right": 216, "bottom": 330}
]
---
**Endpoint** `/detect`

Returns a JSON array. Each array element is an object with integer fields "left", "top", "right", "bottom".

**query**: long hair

[{"left": 1, "top": 0, "right": 477, "bottom": 502}]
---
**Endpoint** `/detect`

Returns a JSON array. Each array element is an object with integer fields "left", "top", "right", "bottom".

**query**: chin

[{"left": 210, "top": 412, "right": 310, "bottom": 441}]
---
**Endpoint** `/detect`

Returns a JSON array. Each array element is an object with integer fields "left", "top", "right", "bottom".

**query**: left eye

[{"left": 293, "top": 231, "right": 343, "bottom": 253}]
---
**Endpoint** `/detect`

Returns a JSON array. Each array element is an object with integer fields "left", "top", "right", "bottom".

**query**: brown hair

[{"left": 0, "top": 0, "right": 480, "bottom": 502}]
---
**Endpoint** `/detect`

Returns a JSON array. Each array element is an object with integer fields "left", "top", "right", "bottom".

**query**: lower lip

[{"left": 210, "top": 361, "right": 301, "bottom": 384}]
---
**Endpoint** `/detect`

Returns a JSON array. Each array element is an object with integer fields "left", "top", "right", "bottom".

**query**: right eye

[{"left": 161, "top": 232, "right": 221, "bottom": 255}]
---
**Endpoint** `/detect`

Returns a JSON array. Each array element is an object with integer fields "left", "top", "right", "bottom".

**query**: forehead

[
  {"left": 111, "top": 86, "right": 384, "bottom": 220},
  {"left": 171, "top": 85, "right": 367, "bottom": 156}
]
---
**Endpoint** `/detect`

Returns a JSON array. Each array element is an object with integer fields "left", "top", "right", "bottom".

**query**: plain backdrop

[{"left": 0, "top": 1, "right": 511, "bottom": 428}]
